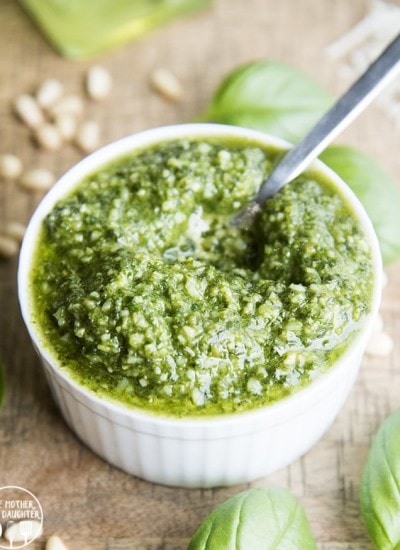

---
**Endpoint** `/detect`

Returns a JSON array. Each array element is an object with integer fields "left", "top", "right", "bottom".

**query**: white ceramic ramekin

[{"left": 18, "top": 124, "right": 382, "bottom": 488}]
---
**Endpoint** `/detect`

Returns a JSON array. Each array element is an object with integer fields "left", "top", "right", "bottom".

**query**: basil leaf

[
  {"left": 360, "top": 408, "right": 400, "bottom": 549},
  {"left": 320, "top": 146, "right": 400, "bottom": 264},
  {"left": 200, "top": 60, "right": 332, "bottom": 143},
  {"left": 188, "top": 486, "right": 316, "bottom": 550}
]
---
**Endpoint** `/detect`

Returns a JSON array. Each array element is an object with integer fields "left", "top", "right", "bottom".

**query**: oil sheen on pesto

[{"left": 30, "top": 137, "right": 374, "bottom": 417}]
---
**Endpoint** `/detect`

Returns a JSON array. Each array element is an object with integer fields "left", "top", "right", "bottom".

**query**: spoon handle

[{"left": 254, "top": 31, "right": 400, "bottom": 206}]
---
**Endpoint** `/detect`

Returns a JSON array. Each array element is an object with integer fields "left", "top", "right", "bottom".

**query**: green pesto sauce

[{"left": 30, "top": 137, "right": 374, "bottom": 417}]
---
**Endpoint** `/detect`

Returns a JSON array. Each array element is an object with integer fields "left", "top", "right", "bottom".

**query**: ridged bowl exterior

[
  {"left": 39, "top": 342, "right": 363, "bottom": 488},
  {"left": 18, "top": 124, "right": 382, "bottom": 488}
]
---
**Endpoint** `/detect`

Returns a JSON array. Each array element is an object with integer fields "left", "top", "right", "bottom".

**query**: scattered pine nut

[
  {"left": 35, "top": 123, "right": 63, "bottom": 151},
  {"left": 0, "top": 235, "right": 19, "bottom": 258},
  {"left": 149, "top": 68, "right": 184, "bottom": 102},
  {"left": 54, "top": 113, "right": 78, "bottom": 141},
  {"left": 366, "top": 330, "right": 394, "bottom": 357},
  {"left": 20, "top": 167, "right": 56, "bottom": 192},
  {"left": 37, "top": 78, "right": 64, "bottom": 110},
  {"left": 0, "top": 153, "right": 23, "bottom": 180},
  {"left": 5, "top": 221, "right": 26, "bottom": 242},
  {"left": 371, "top": 313, "right": 384, "bottom": 334},
  {"left": 75, "top": 120, "right": 100, "bottom": 153},
  {"left": 382, "top": 270, "right": 388, "bottom": 288},
  {"left": 86, "top": 65, "right": 113, "bottom": 100},
  {"left": 46, "top": 535, "right": 69, "bottom": 550},
  {"left": 14, "top": 94, "right": 45, "bottom": 129},
  {"left": 50, "top": 95, "right": 84, "bottom": 118}
]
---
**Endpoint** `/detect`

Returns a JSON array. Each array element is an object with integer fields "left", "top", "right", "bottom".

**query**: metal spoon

[{"left": 235, "top": 31, "right": 400, "bottom": 225}]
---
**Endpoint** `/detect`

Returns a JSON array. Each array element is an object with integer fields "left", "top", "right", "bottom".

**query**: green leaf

[
  {"left": 320, "top": 146, "right": 400, "bottom": 264},
  {"left": 200, "top": 60, "right": 332, "bottom": 143},
  {"left": 360, "top": 408, "right": 400, "bottom": 549},
  {"left": 20, "top": 0, "right": 213, "bottom": 58},
  {"left": 188, "top": 486, "right": 316, "bottom": 550}
]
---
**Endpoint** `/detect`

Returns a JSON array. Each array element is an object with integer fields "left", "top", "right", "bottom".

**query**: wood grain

[{"left": 0, "top": 0, "right": 399, "bottom": 548}]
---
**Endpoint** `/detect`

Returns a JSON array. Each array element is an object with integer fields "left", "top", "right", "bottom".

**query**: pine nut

[
  {"left": 366, "top": 330, "right": 394, "bottom": 357},
  {"left": 371, "top": 313, "right": 384, "bottom": 334},
  {"left": 50, "top": 95, "right": 84, "bottom": 117},
  {"left": 14, "top": 94, "right": 45, "bottom": 129},
  {"left": 46, "top": 535, "right": 69, "bottom": 550},
  {"left": 5, "top": 221, "right": 26, "bottom": 242},
  {"left": 0, "top": 153, "right": 23, "bottom": 180},
  {"left": 37, "top": 78, "right": 64, "bottom": 110},
  {"left": 35, "top": 123, "right": 63, "bottom": 151},
  {"left": 0, "top": 235, "right": 19, "bottom": 258},
  {"left": 86, "top": 65, "right": 112, "bottom": 100},
  {"left": 382, "top": 270, "right": 388, "bottom": 288},
  {"left": 76, "top": 120, "right": 100, "bottom": 153},
  {"left": 54, "top": 113, "right": 78, "bottom": 141},
  {"left": 20, "top": 168, "right": 56, "bottom": 192},
  {"left": 3, "top": 520, "right": 42, "bottom": 542},
  {"left": 149, "top": 68, "right": 184, "bottom": 102}
]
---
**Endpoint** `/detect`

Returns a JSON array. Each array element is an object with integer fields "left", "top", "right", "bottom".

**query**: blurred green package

[{"left": 20, "top": 0, "right": 213, "bottom": 59}]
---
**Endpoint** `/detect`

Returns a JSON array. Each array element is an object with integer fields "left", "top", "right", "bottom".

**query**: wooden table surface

[{"left": 1, "top": 1, "right": 399, "bottom": 548}]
